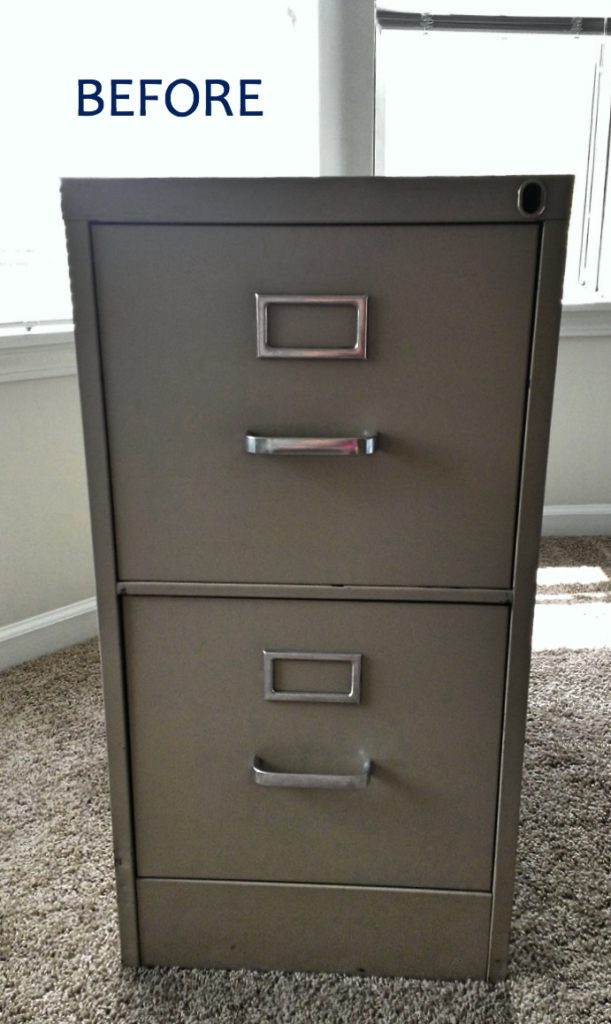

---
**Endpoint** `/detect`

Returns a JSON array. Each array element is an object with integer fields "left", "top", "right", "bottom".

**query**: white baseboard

[
  {"left": 542, "top": 504, "right": 611, "bottom": 537},
  {"left": 0, "top": 597, "right": 98, "bottom": 673}
]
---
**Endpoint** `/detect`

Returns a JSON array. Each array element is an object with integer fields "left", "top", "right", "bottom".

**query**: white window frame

[{"left": 318, "top": 0, "right": 611, "bottom": 330}]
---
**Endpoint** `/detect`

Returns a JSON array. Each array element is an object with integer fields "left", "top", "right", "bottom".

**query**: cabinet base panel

[{"left": 136, "top": 878, "right": 491, "bottom": 979}]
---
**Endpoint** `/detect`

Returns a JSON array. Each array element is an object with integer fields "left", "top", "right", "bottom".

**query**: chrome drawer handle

[
  {"left": 244, "top": 433, "right": 378, "bottom": 456},
  {"left": 256, "top": 293, "right": 368, "bottom": 360},
  {"left": 252, "top": 756, "right": 372, "bottom": 790}
]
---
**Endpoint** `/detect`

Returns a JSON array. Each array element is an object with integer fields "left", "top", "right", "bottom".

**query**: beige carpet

[{"left": 1, "top": 537, "right": 610, "bottom": 1023}]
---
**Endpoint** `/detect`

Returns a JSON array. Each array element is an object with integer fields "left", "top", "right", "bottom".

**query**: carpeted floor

[{"left": 1, "top": 537, "right": 610, "bottom": 1023}]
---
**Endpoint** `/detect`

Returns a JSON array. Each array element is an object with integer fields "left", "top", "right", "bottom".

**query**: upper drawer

[{"left": 93, "top": 222, "right": 538, "bottom": 587}]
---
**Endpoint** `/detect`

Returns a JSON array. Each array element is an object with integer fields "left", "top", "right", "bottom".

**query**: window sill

[
  {"left": 559, "top": 303, "right": 611, "bottom": 339},
  {"left": 0, "top": 322, "right": 76, "bottom": 384}
]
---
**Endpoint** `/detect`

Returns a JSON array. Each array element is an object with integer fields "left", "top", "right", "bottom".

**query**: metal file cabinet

[{"left": 62, "top": 176, "right": 572, "bottom": 980}]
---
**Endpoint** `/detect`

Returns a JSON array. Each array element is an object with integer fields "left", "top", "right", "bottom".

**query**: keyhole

[{"left": 517, "top": 180, "right": 546, "bottom": 217}]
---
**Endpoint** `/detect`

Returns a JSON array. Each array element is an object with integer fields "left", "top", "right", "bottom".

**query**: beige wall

[
  {"left": 0, "top": 374, "right": 94, "bottom": 627},
  {"left": 545, "top": 334, "right": 611, "bottom": 506}
]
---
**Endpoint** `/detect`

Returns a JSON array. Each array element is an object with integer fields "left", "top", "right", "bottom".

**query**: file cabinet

[{"left": 62, "top": 176, "right": 572, "bottom": 979}]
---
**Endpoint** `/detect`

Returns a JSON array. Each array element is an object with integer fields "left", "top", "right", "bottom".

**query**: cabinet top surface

[{"left": 61, "top": 175, "right": 573, "bottom": 225}]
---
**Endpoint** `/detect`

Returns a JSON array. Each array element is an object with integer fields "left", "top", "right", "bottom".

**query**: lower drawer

[
  {"left": 124, "top": 597, "right": 509, "bottom": 890},
  {"left": 137, "top": 878, "right": 492, "bottom": 978}
]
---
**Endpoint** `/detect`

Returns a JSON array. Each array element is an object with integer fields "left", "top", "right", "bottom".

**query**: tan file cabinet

[{"left": 62, "top": 176, "right": 572, "bottom": 980}]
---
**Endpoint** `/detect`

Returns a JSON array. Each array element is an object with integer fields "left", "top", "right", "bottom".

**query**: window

[
  {"left": 2, "top": 2, "right": 609, "bottom": 323},
  {"left": 374, "top": 3, "right": 610, "bottom": 303},
  {"left": 0, "top": 0, "right": 318, "bottom": 326}
]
